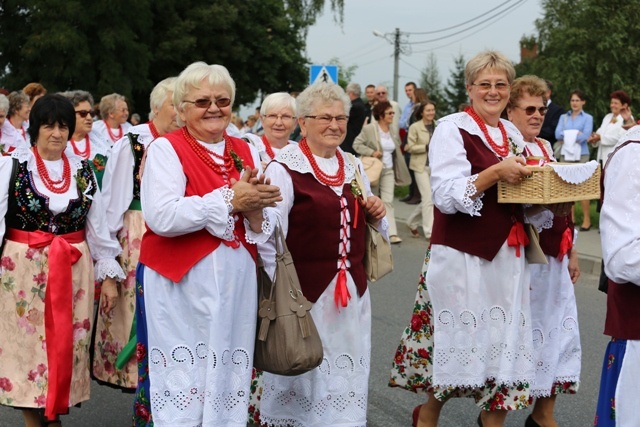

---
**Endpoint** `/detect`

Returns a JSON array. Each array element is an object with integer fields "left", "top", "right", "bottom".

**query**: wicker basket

[{"left": 497, "top": 163, "right": 601, "bottom": 204}]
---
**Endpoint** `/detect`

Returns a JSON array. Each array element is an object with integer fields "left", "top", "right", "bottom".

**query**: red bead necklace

[
  {"left": 534, "top": 138, "right": 552, "bottom": 162},
  {"left": 299, "top": 138, "right": 345, "bottom": 186},
  {"left": 105, "top": 120, "right": 123, "bottom": 143},
  {"left": 261, "top": 135, "right": 276, "bottom": 159},
  {"left": 148, "top": 121, "right": 160, "bottom": 139},
  {"left": 69, "top": 135, "right": 91, "bottom": 159},
  {"left": 9, "top": 118, "right": 27, "bottom": 142},
  {"left": 182, "top": 128, "right": 234, "bottom": 180},
  {"left": 33, "top": 148, "right": 72, "bottom": 194},
  {"left": 465, "top": 106, "right": 509, "bottom": 157}
]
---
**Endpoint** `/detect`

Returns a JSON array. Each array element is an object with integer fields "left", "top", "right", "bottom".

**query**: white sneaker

[{"left": 390, "top": 235, "right": 402, "bottom": 244}]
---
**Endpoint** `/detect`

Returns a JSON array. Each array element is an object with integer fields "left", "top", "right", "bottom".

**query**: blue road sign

[{"left": 309, "top": 65, "right": 339, "bottom": 85}]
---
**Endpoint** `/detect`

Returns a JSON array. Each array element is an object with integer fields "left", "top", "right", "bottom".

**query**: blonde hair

[
  {"left": 508, "top": 75, "right": 548, "bottom": 108},
  {"left": 465, "top": 50, "right": 515, "bottom": 86}
]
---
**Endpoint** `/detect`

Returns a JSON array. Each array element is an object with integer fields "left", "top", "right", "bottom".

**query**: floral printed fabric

[
  {"left": 0, "top": 240, "right": 94, "bottom": 409},
  {"left": 93, "top": 210, "right": 145, "bottom": 389},
  {"left": 133, "top": 264, "right": 152, "bottom": 427},
  {"left": 389, "top": 249, "right": 531, "bottom": 411},
  {"left": 594, "top": 338, "right": 626, "bottom": 426}
]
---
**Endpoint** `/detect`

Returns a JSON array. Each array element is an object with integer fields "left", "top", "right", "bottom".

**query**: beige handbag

[
  {"left": 360, "top": 156, "right": 383, "bottom": 186},
  {"left": 347, "top": 154, "right": 394, "bottom": 282},
  {"left": 254, "top": 225, "right": 324, "bottom": 376}
]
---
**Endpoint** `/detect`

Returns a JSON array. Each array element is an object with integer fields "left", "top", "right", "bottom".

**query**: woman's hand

[
  {"left": 587, "top": 132, "right": 600, "bottom": 145},
  {"left": 230, "top": 167, "right": 282, "bottom": 212},
  {"left": 101, "top": 277, "right": 118, "bottom": 314},
  {"left": 362, "top": 195, "right": 385, "bottom": 221},
  {"left": 372, "top": 150, "right": 383, "bottom": 159},
  {"left": 495, "top": 156, "right": 531, "bottom": 184},
  {"left": 568, "top": 249, "right": 580, "bottom": 284},
  {"left": 543, "top": 202, "right": 572, "bottom": 217}
]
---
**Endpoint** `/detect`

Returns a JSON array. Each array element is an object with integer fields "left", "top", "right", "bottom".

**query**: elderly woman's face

[
  {"left": 17, "top": 102, "right": 30, "bottom": 121},
  {"left": 154, "top": 91, "right": 179, "bottom": 133},
  {"left": 74, "top": 101, "right": 94, "bottom": 136},
  {"left": 262, "top": 106, "right": 296, "bottom": 143},
  {"left": 112, "top": 100, "right": 129, "bottom": 125},
  {"left": 0, "top": 110, "right": 6, "bottom": 127},
  {"left": 507, "top": 93, "right": 546, "bottom": 142},
  {"left": 299, "top": 101, "right": 347, "bottom": 152},
  {"left": 37, "top": 122, "right": 69, "bottom": 159},
  {"left": 610, "top": 98, "right": 625, "bottom": 115},
  {"left": 466, "top": 68, "right": 510, "bottom": 123},
  {"left": 179, "top": 80, "right": 232, "bottom": 143}
]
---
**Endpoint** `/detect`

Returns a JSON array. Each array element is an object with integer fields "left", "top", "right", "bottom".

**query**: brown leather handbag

[{"left": 254, "top": 225, "right": 323, "bottom": 376}]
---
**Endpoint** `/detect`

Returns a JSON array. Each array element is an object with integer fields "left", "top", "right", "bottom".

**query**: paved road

[{"left": 0, "top": 230, "right": 608, "bottom": 426}]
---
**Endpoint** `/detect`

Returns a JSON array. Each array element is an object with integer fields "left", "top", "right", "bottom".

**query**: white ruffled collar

[
  {"left": 275, "top": 143, "right": 357, "bottom": 189},
  {"left": 11, "top": 147, "right": 87, "bottom": 176}
]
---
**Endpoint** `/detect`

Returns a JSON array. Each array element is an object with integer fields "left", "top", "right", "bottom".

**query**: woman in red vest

[
  {"left": 257, "top": 82, "right": 386, "bottom": 427},
  {"left": 133, "top": 62, "right": 281, "bottom": 427},
  {"left": 506, "top": 75, "right": 581, "bottom": 427},
  {"left": 390, "top": 51, "right": 536, "bottom": 427},
  {"left": 0, "top": 94, "right": 124, "bottom": 426}
]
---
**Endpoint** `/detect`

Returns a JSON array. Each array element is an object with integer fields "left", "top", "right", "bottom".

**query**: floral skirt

[
  {"left": 93, "top": 210, "right": 144, "bottom": 389},
  {"left": 0, "top": 240, "right": 94, "bottom": 409},
  {"left": 389, "top": 249, "right": 532, "bottom": 411},
  {"left": 595, "top": 338, "right": 626, "bottom": 426}
]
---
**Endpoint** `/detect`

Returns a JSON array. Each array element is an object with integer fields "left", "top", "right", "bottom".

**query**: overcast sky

[{"left": 239, "top": 0, "right": 542, "bottom": 117}]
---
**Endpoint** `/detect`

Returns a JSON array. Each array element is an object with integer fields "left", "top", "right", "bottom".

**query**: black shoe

[
  {"left": 579, "top": 225, "right": 591, "bottom": 231},
  {"left": 400, "top": 195, "right": 413, "bottom": 202},
  {"left": 525, "top": 414, "right": 541, "bottom": 427},
  {"left": 406, "top": 197, "right": 422, "bottom": 205}
]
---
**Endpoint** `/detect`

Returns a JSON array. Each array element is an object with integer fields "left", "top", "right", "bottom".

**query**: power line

[
  {"left": 403, "top": 0, "right": 514, "bottom": 36},
  {"left": 347, "top": 40, "right": 389, "bottom": 61}
]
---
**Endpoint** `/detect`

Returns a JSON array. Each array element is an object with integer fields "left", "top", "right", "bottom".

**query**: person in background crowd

[
  {"left": 241, "top": 115, "right": 256, "bottom": 136},
  {"left": 554, "top": 89, "right": 594, "bottom": 231},
  {"left": 23, "top": 83, "right": 47, "bottom": 110},
  {"left": 342, "top": 82, "right": 368, "bottom": 155},
  {"left": 507, "top": 75, "right": 581, "bottom": 427},
  {"left": 225, "top": 114, "right": 243, "bottom": 138},
  {"left": 409, "top": 88, "right": 430, "bottom": 126},
  {"left": 373, "top": 85, "right": 401, "bottom": 129},
  {"left": 406, "top": 101, "right": 436, "bottom": 241},
  {"left": 257, "top": 82, "right": 386, "bottom": 427},
  {"left": 587, "top": 90, "right": 634, "bottom": 165},
  {"left": 0, "top": 94, "right": 24, "bottom": 155},
  {"left": 90, "top": 93, "right": 132, "bottom": 147},
  {"left": 0, "top": 94, "right": 124, "bottom": 427},
  {"left": 93, "top": 77, "right": 179, "bottom": 395},
  {"left": 390, "top": 51, "right": 536, "bottom": 427},
  {"left": 354, "top": 100, "right": 405, "bottom": 244},
  {"left": 595, "top": 125, "right": 640, "bottom": 427},
  {"left": 7, "top": 91, "right": 30, "bottom": 145},
  {"left": 133, "top": 62, "right": 279, "bottom": 426},
  {"left": 402, "top": 87, "right": 430, "bottom": 205},
  {"left": 539, "top": 80, "right": 564, "bottom": 143},
  {"left": 251, "top": 106, "right": 264, "bottom": 136},
  {"left": 60, "top": 90, "right": 111, "bottom": 188},
  {"left": 399, "top": 81, "right": 417, "bottom": 133},
  {"left": 364, "top": 83, "right": 376, "bottom": 121},
  {"left": 130, "top": 113, "right": 141, "bottom": 126},
  {"left": 243, "top": 92, "right": 297, "bottom": 167}
]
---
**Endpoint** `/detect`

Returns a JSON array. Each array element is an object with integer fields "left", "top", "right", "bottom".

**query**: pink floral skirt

[{"left": 0, "top": 239, "right": 94, "bottom": 409}]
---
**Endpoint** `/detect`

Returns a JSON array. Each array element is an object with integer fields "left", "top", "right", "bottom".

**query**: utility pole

[{"left": 393, "top": 28, "right": 400, "bottom": 101}]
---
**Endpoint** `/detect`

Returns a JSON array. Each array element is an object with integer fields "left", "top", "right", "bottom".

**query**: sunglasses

[
  {"left": 376, "top": 91, "right": 387, "bottom": 95},
  {"left": 183, "top": 98, "right": 232, "bottom": 109},
  {"left": 515, "top": 105, "right": 548, "bottom": 116},
  {"left": 75, "top": 110, "right": 95, "bottom": 118}
]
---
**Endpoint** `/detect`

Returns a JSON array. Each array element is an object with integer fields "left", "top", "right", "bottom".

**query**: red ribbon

[
  {"left": 334, "top": 266, "right": 351, "bottom": 308},
  {"left": 507, "top": 221, "right": 529, "bottom": 257},
  {"left": 6, "top": 229, "right": 85, "bottom": 421},
  {"left": 557, "top": 226, "right": 573, "bottom": 260}
]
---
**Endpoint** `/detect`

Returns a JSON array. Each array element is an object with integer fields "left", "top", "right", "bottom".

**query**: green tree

[
  {"left": 443, "top": 53, "right": 467, "bottom": 115},
  {"left": 327, "top": 57, "right": 357, "bottom": 90},
  {"left": 419, "top": 53, "right": 446, "bottom": 117},
  {"left": 515, "top": 0, "right": 640, "bottom": 123}
]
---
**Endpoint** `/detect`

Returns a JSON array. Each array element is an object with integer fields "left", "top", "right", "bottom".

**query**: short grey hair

[
  {"left": 346, "top": 82, "right": 361, "bottom": 97},
  {"left": 296, "top": 83, "right": 351, "bottom": 118},
  {"left": 149, "top": 77, "right": 177, "bottom": 120},
  {"left": 465, "top": 50, "right": 515, "bottom": 86},
  {"left": 173, "top": 62, "right": 235, "bottom": 127},
  {"left": 99, "top": 93, "right": 127, "bottom": 119},
  {"left": 260, "top": 92, "right": 296, "bottom": 117},
  {"left": 0, "top": 94, "right": 9, "bottom": 114},
  {"left": 59, "top": 90, "right": 94, "bottom": 108},
  {"left": 8, "top": 91, "right": 29, "bottom": 117}
]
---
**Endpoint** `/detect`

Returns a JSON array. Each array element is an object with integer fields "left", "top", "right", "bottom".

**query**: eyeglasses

[
  {"left": 183, "top": 98, "right": 232, "bottom": 109},
  {"left": 376, "top": 91, "right": 387, "bottom": 95},
  {"left": 264, "top": 114, "right": 295, "bottom": 122},
  {"left": 515, "top": 105, "right": 548, "bottom": 116},
  {"left": 75, "top": 110, "right": 95, "bottom": 118},
  {"left": 472, "top": 82, "right": 510, "bottom": 92},
  {"left": 304, "top": 115, "right": 349, "bottom": 125},
  {"left": 385, "top": 111, "right": 395, "bottom": 116}
]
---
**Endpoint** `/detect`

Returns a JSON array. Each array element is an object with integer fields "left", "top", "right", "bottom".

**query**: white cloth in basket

[{"left": 548, "top": 161, "right": 599, "bottom": 184}]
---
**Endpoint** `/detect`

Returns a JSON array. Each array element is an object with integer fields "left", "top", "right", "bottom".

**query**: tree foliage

[
  {"left": 328, "top": 57, "right": 357, "bottom": 90},
  {"left": 419, "top": 53, "right": 447, "bottom": 117},
  {"left": 0, "top": 0, "right": 343, "bottom": 114},
  {"left": 443, "top": 53, "right": 467, "bottom": 115},
  {"left": 515, "top": 0, "right": 640, "bottom": 122}
]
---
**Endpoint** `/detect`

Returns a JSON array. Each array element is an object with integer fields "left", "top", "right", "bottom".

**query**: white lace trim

[
  {"left": 244, "top": 208, "right": 274, "bottom": 244},
  {"left": 275, "top": 144, "right": 356, "bottom": 196},
  {"left": 221, "top": 186, "right": 234, "bottom": 214},
  {"left": 94, "top": 258, "right": 126, "bottom": 281},
  {"left": 548, "top": 161, "right": 599, "bottom": 184},
  {"left": 463, "top": 174, "right": 483, "bottom": 216},
  {"left": 11, "top": 146, "right": 86, "bottom": 175},
  {"left": 527, "top": 209, "right": 555, "bottom": 233}
]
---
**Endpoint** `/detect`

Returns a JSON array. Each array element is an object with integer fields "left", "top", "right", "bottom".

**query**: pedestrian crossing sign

[{"left": 309, "top": 65, "right": 338, "bottom": 85}]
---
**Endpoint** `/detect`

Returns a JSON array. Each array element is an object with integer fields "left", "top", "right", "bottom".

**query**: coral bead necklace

[
  {"left": 69, "top": 135, "right": 91, "bottom": 159},
  {"left": 465, "top": 106, "right": 509, "bottom": 158},
  {"left": 33, "top": 148, "right": 72, "bottom": 194},
  {"left": 299, "top": 138, "right": 345, "bottom": 186}
]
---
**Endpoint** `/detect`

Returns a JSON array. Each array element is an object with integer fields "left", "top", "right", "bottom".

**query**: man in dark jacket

[
  {"left": 540, "top": 79, "right": 565, "bottom": 142},
  {"left": 342, "top": 82, "right": 367, "bottom": 155}
]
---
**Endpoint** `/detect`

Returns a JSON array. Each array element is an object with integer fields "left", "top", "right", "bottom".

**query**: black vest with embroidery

[
  {"left": 127, "top": 133, "right": 145, "bottom": 200},
  {"left": 6, "top": 160, "right": 97, "bottom": 234}
]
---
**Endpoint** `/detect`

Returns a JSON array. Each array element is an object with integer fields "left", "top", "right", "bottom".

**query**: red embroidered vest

[
  {"left": 430, "top": 129, "right": 524, "bottom": 260},
  {"left": 139, "top": 130, "right": 257, "bottom": 282},
  {"left": 281, "top": 165, "right": 367, "bottom": 303}
]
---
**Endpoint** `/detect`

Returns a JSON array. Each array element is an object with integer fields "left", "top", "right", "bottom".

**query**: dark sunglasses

[
  {"left": 75, "top": 110, "right": 95, "bottom": 118},
  {"left": 515, "top": 106, "right": 548, "bottom": 116},
  {"left": 183, "top": 98, "right": 232, "bottom": 109}
]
